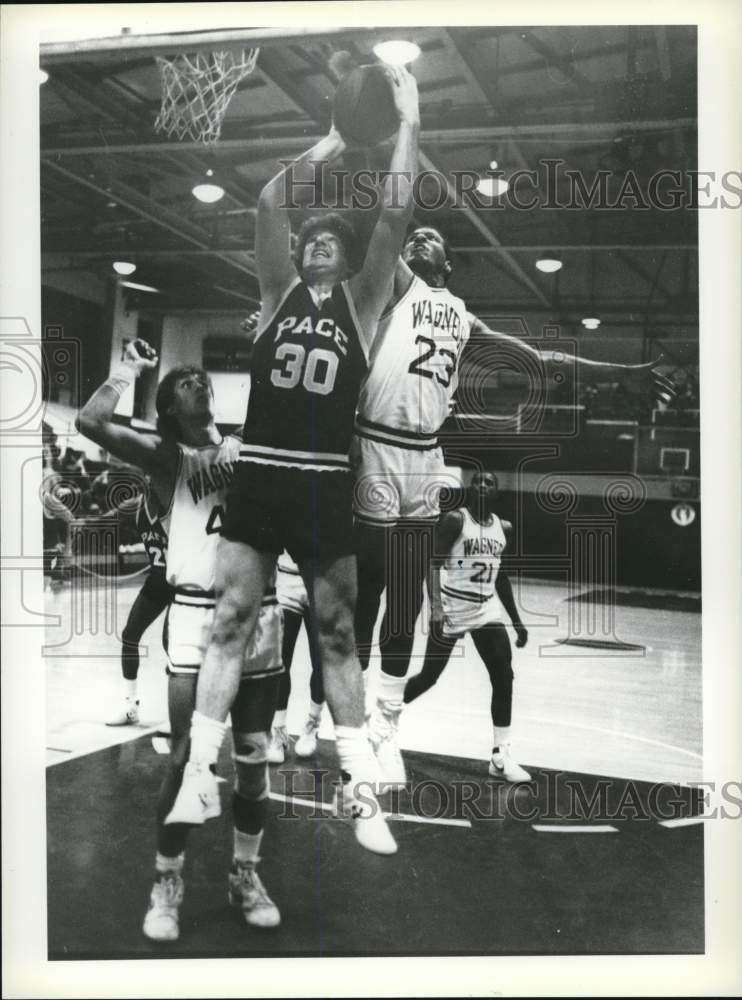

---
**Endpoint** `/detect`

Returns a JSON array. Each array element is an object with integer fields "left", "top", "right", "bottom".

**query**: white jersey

[
  {"left": 165, "top": 436, "right": 241, "bottom": 592},
  {"left": 355, "top": 275, "right": 470, "bottom": 448},
  {"left": 439, "top": 509, "right": 507, "bottom": 635}
]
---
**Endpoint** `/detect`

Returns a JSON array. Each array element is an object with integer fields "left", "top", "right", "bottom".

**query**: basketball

[{"left": 333, "top": 64, "right": 399, "bottom": 147}]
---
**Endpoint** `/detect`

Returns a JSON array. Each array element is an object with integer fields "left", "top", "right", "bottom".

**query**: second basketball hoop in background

[{"left": 333, "top": 64, "right": 398, "bottom": 147}]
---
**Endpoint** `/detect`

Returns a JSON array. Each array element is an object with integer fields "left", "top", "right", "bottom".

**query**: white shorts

[
  {"left": 166, "top": 591, "right": 283, "bottom": 678},
  {"left": 351, "top": 433, "right": 460, "bottom": 524},
  {"left": 276, "top": 563, "right": 308, "bottom": 615},
  {"left": 439, "top": 593, "right": 506, "bottom": 638}
]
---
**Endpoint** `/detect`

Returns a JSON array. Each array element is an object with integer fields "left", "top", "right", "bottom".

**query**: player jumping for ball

[
  {"left": 166, "top": 65, "right": 420, "bottom": 855},
  {"left": 355, "top": 225, "right": 676, "bottom": 784}
]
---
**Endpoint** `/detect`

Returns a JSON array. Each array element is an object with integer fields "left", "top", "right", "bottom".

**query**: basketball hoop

[{"left": 154, "top": 48, "right": 259, "bottom": 145}]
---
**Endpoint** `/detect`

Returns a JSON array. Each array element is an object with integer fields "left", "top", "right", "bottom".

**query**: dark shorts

[{"left": 221, "top": 461, "right": 356, "bottom": 565}]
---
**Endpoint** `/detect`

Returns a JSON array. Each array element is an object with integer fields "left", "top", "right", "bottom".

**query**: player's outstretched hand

[
  {"left": 619, "top": 357, "right": 676, "bottom": 405},
  {"left": 123, "top": 338, "right": 158, "bottom": 375},
  {"left": 515, "top": 625, "right": 529, "bottom": 648},
  {"left": 385, "top": 65, "right": 420, "bottom": 126}
]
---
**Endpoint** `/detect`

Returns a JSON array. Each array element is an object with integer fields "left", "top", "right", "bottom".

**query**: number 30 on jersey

[{"left": 271, "top": 344, "right": 338, "bottom": 396}]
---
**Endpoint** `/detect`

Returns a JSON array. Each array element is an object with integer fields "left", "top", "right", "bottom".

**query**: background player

[
  {"left": 76, "top": 342, "right": 282, "bottom": 942},
  {"left": 267, "top": 551, "right": 325, "bottom": 763},
  {"left": 106, "top": 489, "right": 173, "bottom": 726},
  {"left": 167, "top": 66, "right": 420, "bottom": 856},
  {"left": 355, "top": 225, "right": 676, "bottom": 784},
  {"left": 403, "top": 471, "right": 530, "bottom": 781}
]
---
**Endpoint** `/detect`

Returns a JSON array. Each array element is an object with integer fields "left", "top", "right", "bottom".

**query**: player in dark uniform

[
  {"left": 166, "top": 65, "right": 420, "bottom": 855},
  {"left": 106, "top": 493, "right": 174, "bottom": 726}
]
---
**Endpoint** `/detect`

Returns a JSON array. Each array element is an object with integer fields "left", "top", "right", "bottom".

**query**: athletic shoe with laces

[
  {"left": 294, "top": 715, "right": 321, "bottom": 758},
  {"left": 228, "top": 861, "right": 281, "bottom": 928},
  {"left": 106, "top": 699, "right": 140, "bottom": 726},
  {"left": 488, "top": 744, "right": 532, "bottom": 783},
  {"left": 332, "top": 777, "right": 397, "bottom": 855},
  {"left": 164, "top": 761, "right": 221, "bottom": 824},
  {"left": 368, "top": 704, "right": 407, "bottom": 786},
  {"left": 142, "top": 871, "right": 184, "bottom": 941},
  {"left": 266, "top": 725, "right": 290, "bottom": 764}
]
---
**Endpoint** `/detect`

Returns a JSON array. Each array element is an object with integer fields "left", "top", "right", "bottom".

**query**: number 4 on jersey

[{"left": 205, "top": 504, "right": 225, "bottom": 535}]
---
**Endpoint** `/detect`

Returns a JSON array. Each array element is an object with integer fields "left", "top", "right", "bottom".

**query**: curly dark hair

[
  {"left": 155, "top": 365, "right": 212, "bottom": 439},
  {"left": 293, "top": 212, "right": 359, "bottom": 277}
]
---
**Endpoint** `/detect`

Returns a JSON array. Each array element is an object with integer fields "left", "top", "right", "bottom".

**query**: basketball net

[{"left": 154, "top": 48, "right": 259, "bottom": 145}]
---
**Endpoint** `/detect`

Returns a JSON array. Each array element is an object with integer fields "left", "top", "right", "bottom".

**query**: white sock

[
  {"left": 335, "top": 725, "right": 377, "bottom": 787},
  {"left": 493, "top": 726, "right": 511, "bottom": 752},
  {"left": 377, "top": 672, "right": 406, "bottom": 713},
  {"left": 272, "top": 710, "right": 287, "bottom": 728},
  {"left": 155, "top": 851, "right": 184, "bottom": 876},
  {"left": 308, "top": 700, "right": 323, "bottom": 721},
  {"left": 124, "top": 680, "right": 138, "bottom": 701},
  {"left": 361, "top": 670, "right": 370, "bottom": 694},
  {"left": 189, "top": 710, "right": 227, "bottom": 767},
  {"left": 233, "top": 828, "right": 263, "bottom": 865}
]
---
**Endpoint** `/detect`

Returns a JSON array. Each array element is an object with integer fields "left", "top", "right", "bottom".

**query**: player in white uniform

[
  {"left": 267, "top": 551, "right": 325, "bottom": 762},
  {"left": 76, "top": 341, "right": 283, "bottom": 943},
  {"left": 403, "top": 471, "right": 531, "bottom": 781},
  {"left": 356, "top": 225, "right": 676, "bottom": 785}
]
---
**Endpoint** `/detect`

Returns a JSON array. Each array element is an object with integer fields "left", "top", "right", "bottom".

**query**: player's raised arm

[
  {"left": 256, "top": 128, "right": 348, "bottom": 318},
  {"left": 349, "top": 66, "right": 419, "bottom": 347},
  {"left": 468, "top": 313, "right": 676, "bottom": 407},
  {"left": 75, "top": 340, "right": 175, "bottom": 482}
]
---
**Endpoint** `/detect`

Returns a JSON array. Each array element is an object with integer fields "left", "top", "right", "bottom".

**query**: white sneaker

[
  {"left": 266, "top": 726, "right": 290, "bottom": 764},
  {"left": 332, "top": 779, "right": 397, "bottom": 855},
  {"left": 488, "top": 744, "right": 532, "bottom": 783},
  {"left": 294, "top": 716, "right": 320, "bottom": 758},
  {"left": 164, "top": 762, "right": 221, "bottom": 824},
  {"left": 142, "top": 872, "right": 184, "bottom": 941},
  {"left": 228, "top": 861, "right": 281, "bottom": 928},
  {"left": 106, "top": 700, "right": 139, "bottom": 726},
  {"left": 368, "top": 705, "right": 407, "bottom": 786}
]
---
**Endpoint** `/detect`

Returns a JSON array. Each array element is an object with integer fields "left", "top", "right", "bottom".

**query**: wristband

[{"left": 104, "top": 364, "right": 137, "bottom": 396}]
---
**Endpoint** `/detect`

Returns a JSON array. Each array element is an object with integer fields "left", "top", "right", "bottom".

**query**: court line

[
  {"left": 517, "top": 715, "right": 703, "bottom": 761},
  {"left": 532, "top": 824, "right": 619, "bottom": 834},
  {"left": 657, "top": 816, "right": 710, "bottom": 828},
  {"left": 406, "top": 706, "right": 702, "bottom": 762},
  {"left": 268, "top": 792, "right": 471, "bottom": 828},
  {"left": 45, "top": 724, "right": 167, "bottom": 767}
]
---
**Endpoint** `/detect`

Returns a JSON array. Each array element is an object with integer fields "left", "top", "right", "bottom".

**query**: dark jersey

[
  {"left": 240, "top": 277, "right": 369, "bottom": 471},
  {"left": 135, "top": 495, "right": 169, "bottom": 572}
]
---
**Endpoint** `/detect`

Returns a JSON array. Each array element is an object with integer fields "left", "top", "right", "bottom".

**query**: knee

[
  {"left": 121, "top": 624, "right": 139, "bottom": 646},
  {"left": 232, "top": 731, "right": 269, "bottom": 800},
  {"left": 315, "top": 605, "right": 355, "bottom": 666}
]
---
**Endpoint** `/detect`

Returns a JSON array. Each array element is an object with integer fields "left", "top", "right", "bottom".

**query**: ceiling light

[
  {"left": 192, "top": 168, "right": 225, "bottom": 204},
  {"left": 373, "top": 40, "right": 422, "bottom": 66},
  {"left": 581, "top": 317, "right": 601, "bottom": 330},
  {"left": 39, "top": 68, "right": 49, "bottom": 85},
  {"left": 112, "top": 261, "right": 136, "bottom": 276},
  {"left": 119, "top": 280, "right": 160, "bottom": 294},
  {"left": 476, "top": 176, "right": 509, "bottom": 198},
  {"left": 536, "top": 258, "right": 563, "bottom": 273},
  {"left": 489, "top": 159, "right": 498, "bottom": 170}
]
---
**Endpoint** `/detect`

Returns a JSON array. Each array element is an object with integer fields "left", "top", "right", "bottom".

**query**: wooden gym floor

[{"left": 45, "top": 573, "right": 704, "bottom": 958}]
